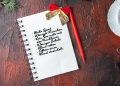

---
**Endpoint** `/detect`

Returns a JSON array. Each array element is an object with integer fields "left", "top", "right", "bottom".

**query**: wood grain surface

[{"left": 0, "top": 0, "right": 120, "bottom": 86}]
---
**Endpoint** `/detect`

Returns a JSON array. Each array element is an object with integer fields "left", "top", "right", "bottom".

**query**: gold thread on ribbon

[{"left": 46, "top": 9, "right": 69, "bottom": 25}]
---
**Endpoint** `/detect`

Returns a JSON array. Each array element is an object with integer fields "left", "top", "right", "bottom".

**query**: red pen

[{"left": 69, "top": 9, "right": 86, "bottom": 64}]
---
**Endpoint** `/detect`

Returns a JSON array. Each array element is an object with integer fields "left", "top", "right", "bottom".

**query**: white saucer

[{"left": 107, "top": 0, "right": 120, "bottom": 37}]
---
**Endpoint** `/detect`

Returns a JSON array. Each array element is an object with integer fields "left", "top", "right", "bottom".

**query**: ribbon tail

[
  {"left": 46, "top": 11, "right": 59, "bottom": 20},
  {"left": 59, "top": 10, "right": 69, "bottom": 25},
  {"left": 59, "top": 13, "right": 69, "bottom": 25}
]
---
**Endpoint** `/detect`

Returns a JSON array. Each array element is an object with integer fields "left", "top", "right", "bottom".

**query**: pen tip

[{"left": 82, "top": 56, "right": 86, "bottom": 64}]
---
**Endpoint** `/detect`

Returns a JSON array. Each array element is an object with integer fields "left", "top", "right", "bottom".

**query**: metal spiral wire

[{"left": 18, "top": 20, "right": 38, "bottom": 80}]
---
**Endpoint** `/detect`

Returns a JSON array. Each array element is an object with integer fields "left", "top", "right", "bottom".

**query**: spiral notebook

[{"left": 17, "top": 11, "right": 79, "bottom": 81}]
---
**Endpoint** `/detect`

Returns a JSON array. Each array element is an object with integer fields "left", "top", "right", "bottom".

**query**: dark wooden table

[{"left": 1, "top": 0, "right": 120, "bottom": 86}]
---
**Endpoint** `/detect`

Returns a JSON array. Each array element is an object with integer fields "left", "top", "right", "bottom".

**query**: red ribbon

[
  {"left": 49, "top": 3, "right": 71, "bottom": 15},
  {"left": 48, "top": 4, "right": 86, "bottom": 64}
]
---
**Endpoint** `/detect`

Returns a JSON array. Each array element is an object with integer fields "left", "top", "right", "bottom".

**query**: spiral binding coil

[{"left": 18, "top": 20, "right": 39, "bottom": 80}]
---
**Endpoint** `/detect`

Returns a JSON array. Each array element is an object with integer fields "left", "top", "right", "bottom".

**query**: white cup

[
  {"left": 116, "top": 0, "right": 120, "bottom": 3},
  {"left": 107, "top": 0, "right": 120, "bottom": 37}
]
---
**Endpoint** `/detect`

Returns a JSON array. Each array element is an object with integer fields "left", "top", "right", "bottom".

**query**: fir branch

[
  {"left": 2, "top": 0, "right": 10, "bottom": 4},
  {"left": 0, "top": 0, "right": 18, "bottom": 11}
]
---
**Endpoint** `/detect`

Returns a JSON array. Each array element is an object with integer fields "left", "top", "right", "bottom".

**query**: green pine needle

[
  {"left": 1, "top": 0, "right": 18, "bottom": 11},
  {"left": 2, "top": 0, "right": 10, "bottom": 4}
]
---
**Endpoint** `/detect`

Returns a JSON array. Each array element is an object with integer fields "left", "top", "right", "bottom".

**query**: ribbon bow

[{"left": 46, "top": 4, "right": 71, "bottom": 25}]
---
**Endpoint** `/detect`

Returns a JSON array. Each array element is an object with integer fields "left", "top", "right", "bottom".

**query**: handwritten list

[{"left": 34, "top": 28, "right": 63, "bottom": 55}]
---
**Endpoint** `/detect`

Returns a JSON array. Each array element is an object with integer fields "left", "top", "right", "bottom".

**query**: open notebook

[{"left": 17, "top": 11, "right": 79, "bottom": 81}]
